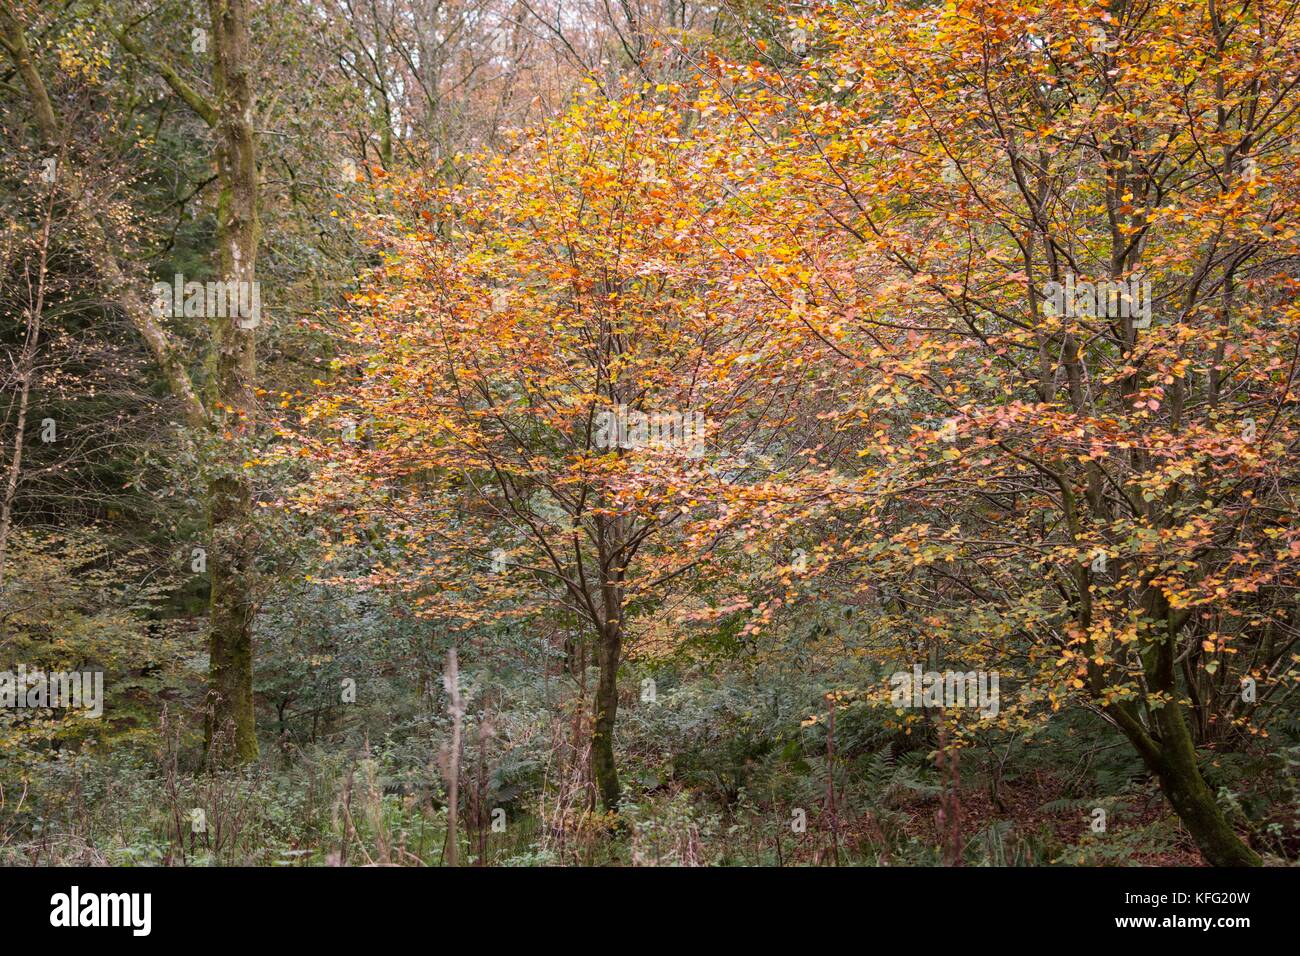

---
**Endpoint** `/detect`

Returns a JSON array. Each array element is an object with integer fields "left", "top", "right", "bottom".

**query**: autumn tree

[
  {"left": 723, "top": 0, "right": 1300, "bottom": 864},
  {"left": 297, "top": 85, "right": 832, "bottom": 809}
]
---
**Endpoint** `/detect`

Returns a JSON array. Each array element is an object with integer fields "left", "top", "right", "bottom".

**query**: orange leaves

[
  {"left": 261, "top": 0, "right": 1300, "bottom": 766},
  {"left": 285, "top": 85, "right": 841, "bottom": 641}
]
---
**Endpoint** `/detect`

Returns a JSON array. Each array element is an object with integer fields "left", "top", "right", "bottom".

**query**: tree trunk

[
  {"left": 205, "top": 470, "right": 257, "bottom": 761},
  {"left": 1149, "top": 701, "right": 1260, "bottom": 866},
  {"left": 203, "top": 0, "right": 260, "bottom": 764},
  {"left": 1110, "top": 697, "right": 1260, "bottom": 866},
  {"left": 0, "top": 209, "right": 43, "bottom": 585},
  {"left": 442, "top": 649, "right": 462, "bottom": 866},
  {"left": 592, "top": 621, "right": 622, "bottom": 811}
]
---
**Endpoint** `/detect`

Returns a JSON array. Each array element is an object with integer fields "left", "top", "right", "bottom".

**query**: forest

[{"left": 1, "top": 0, "right": 1298, "bottom": 871}]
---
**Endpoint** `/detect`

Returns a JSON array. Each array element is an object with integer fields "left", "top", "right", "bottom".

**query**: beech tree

[
  {"left": 297, "top": 87, "right": 831, "bottom": 808},
  {"left": 725, "top": 0, "right": 1300, "bottom": 864}
]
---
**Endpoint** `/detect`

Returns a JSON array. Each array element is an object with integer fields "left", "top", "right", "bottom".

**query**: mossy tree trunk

[
  {"left": 203, "top": 0, "right": 260, "bottom": 764},
  {"left": 1109, "top": 698, "right": 1260, "bottom": 866},
  {"left": 1102, "top": 606, "right": 1260, "bottom": 867},
  {"left": 592, "top": 618, "right": 623, "bottom": 811}
]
